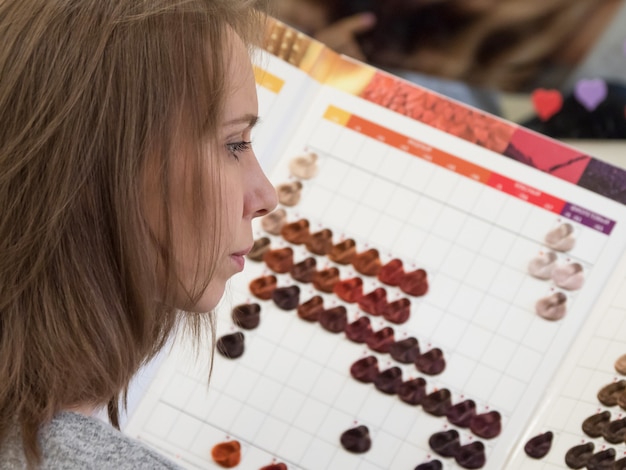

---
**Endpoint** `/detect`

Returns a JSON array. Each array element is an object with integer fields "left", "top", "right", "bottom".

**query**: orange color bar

[
  {"left": 324, "top": 105, "right": 351, "bottom": 126},
  {"left": 253, "top": 66, "right": 285, "bottom": 94}
]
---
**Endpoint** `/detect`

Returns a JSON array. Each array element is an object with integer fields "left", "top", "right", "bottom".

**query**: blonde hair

[{"left": 0, "top": 0, "right": 267, "bottom": 465}]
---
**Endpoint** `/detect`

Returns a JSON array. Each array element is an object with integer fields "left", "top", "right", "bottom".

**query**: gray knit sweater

[{"left": 0, "top": 412, "right": 181, "bottom": 469}]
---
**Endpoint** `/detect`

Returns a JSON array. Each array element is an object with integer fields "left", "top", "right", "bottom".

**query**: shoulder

[{"left": 2, "top": 412, "right": 182, "bottom": 470}]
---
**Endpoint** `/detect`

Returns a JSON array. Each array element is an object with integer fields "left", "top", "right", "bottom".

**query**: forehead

[{"left": 221, "top": 30, "right": 257, "bottom": 124}]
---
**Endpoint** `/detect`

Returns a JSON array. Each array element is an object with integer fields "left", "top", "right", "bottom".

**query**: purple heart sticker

[{"left": 574, "top": 78, "right": 608, "bottom": 111}]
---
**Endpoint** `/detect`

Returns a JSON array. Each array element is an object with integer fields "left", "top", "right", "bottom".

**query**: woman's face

[{"left": 148, "top": 30, "right": 278, "bottom": 313}]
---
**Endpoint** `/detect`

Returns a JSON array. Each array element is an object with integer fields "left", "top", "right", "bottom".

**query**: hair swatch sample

[
  {"left": 528, "top": 251, "right": 558, "bottom": 280},
  {"left": 231, "top": 303, "right": 261, "bottom": 330},
  {"left": 382, "top": 298, "right": 411, "bottom": 324},
  {"left": 582, "top": 410, "right": 611, "bottom": 438},
  {"left": 340, "top": 425, "right": 372, "bottom": 453},
  {"left": 615, "top": 457, "right": 626, "bottom": 470},
  {"left": 586, "top": 448, "right": 616, "bottom": 469},
  {"left": 389, "top": 337, "right": 420, "bottom": 364},
  {"left": 334, "top": 277, "right": 364, "bottom": 303},
  {"left": 211, "top": 440, "right": 241, "bottom": 468},
  {"left": 248, "top": 237, "right": 271, "bottom": 261},
  {"left": 312, "top": 267, "right": 340, "bottom": 293},
  {"left": 297, "top": 295, "right": 324, "bottom": 322},
  {"left": 414, "top": 461, "right": 443, "bottom": 470},
  {"left": 358, "top": 287, "right": 388, "bottom": 316},
  {"left": 261, "top": 208, "right": 287, "bottom": 235},
  {"left": 400, "top": 269, "right": 429, "bottom": 297},
  {"left": 263, "top": 247, "right": 294, "bottom": 274},
  {"left": 551, "top": 262, "right": 585, "bottom": 290},
  {"left": 319, "top": 306, "right": 348, "bottom": 333},
  {"left": 352, "top": 248, "right": 382, "bottom": 276},
  {"left": 455, "top": 441, "right": 486, "bottom": 469},
  {"left": 603, "top": 417, "right": 626, "bottom": 444},
  {"left": 378, "top": 258, "right": 405, "bottom": 286},
  {"left": 350, "top": 356, "right": 380, "bottom": 383},
  {"left": 288, "top": 151, "right": 319, "bottom": 179},
  {"left": 523, "top": 431, "right": 553, "bottom": 459},
  {"left": 564, "top": 442, "right": 594, "bottom": 469},
  {"left": 366, "top": 326, "right": 395, "bottom": 353},
  {"left": 470, "top": 411, "right": 501, "bottom": 439},
  {"left": 428, "top": 429, "right": 460, "bottom": 458},
  {"left": 272, "top": 285, "right": 300, "bottom": 311},
  {"left": 249, "top": 275, "right": 277, "bottom": 300},
  {"left": 616, "top": 354, "right": 626, "bottom": 376},
  {"left": 305, "top": 228, "right": 333, "bottom": 255},
  {"left": 290, "top": 256, "right": 318, "bottom": 283},
  {"left": 280, "top": 218, "right": 310, "bottom": 244},
  {"left": 216, "top": 332, "right": 245, "bottom": 359},
  {"left": 597, "top": 380, "right": 626, "bottom": 407},
  {"left": 328, "top": 238, "right": 357, "bottom": 264},
  {"left": 276, "top": 181, "right": 303, "bottom": 207},
  {"left": 345, "top": 316, "right": 373, "bottom": 343},
  {"left": 446, "top": 399, "right": 476, "bottom": 428},
  {"left": 545, "top": 222, "right": 576, "bottom": 252},
  {"left": 398, "top": 377, "right": 427, "bottom": 406},
  {"left": 416, "top": 348, "right": 446, "bottom": 375},
  {"left": 535, "top": 292, "right": 567, "bottom": 321},
  {"left": 422, "top": 389, "right": 452, "bottom": 417},
  {"left": 259, "top": 463, "right": 288, "bottom": 470},
  {"left": 374, "top": 366, "right": 403, "bottom": 395}
]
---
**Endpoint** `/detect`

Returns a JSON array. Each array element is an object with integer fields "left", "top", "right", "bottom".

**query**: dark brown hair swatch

[
  {"left": 312, "top": 267, "right": 340, "bottom": 293},
  {"left": 422, "top": 389, "right": 452, "bottom": 417},
  {"left": 249, "top": 275, "right": 277, "bottom": 300},
  {"left": 358, "top": 288, "right": 388, "bottom": 316},
  {"left": 328, "top": 238, "right": 356, "bottom": 265},
  {"left": 340, "top": 425, "right": 372, "bottom": 453},
  {"left": 350, "top": 356, "right": 379, "bottom": 383},
  {"left": 382, "top": 298, "right": 411, "bottom": 324},
  {"left": 281, "top": 218, "right": 310, "bottom": 244},
  {"left": 247, "top": 237, "right": 271, "bottom": 261},
  {"left": 276, "top": 181, "right": 303, "bottom": 207},
  {"left": 216, "top": 332, "right": 245, "bottom": 359},
  {"left": 378, "top": 258, "right": 405, "bottom": 286},
  {"left": 455, "top": 441, "right": 486, "bottom": 469},
  {"left": 615, "top": 456, "right": 626, "bottom": 470},
  {"left": 272, "top": 285, "right": 300, "bottom": 311},
  {"left": 290, "top": 257, "right": 317, "bottom": 283},
  {"left": 297, "top": 295, "right": 324, "bottom": 322},
  {"left": 586, "top": 448, "right": 616, "bottom": 469},
  {"left": 319, "top": 306, "right": 348, "bottom": 333},
  {"left": 523, "top": 431, "right": 553, "bottom": 459},
  {"left": 261, "top": 208, "right": 287, "bottom": 235},
  {"left": 398, "top": 377, "right": 427, "bottom": 406},
  {"left": 389, "top": 337, "right": 420, "bottom": 364},
  {"left": 597, "top": 380, "right": 626, "bottom": 407},
  {"left": 414, "top": 461, "right": 443, "bottom": 470},
  {"left": 333, "top": 277, "right": 364, "bottom": 303},
  {"left": 416, "top": 348, "right": 446, "bottom": 375},
  {"left": 352, "top": 248, "right": 382, "bottom": 276},
  {"left": 374, "top": 367, "right": 403, "bottom": 395},
  {"left": 603, "top": 417, "right": 626, "bottom": 444},
  {"left": 400, "top": 269, "right": 429, "bottom": 297},
  {"left": 582, "top": 410, "right": 611, "bottom": 438},
  {"left": 263, "top": 247, "right": 294, "bottom": 274},
  {"left": 428, "top": 429, "right": 460, "bottom": 458},
  {"left": 366, "top": 326, "right": 395, "bottom": 353},
  {"left": 446, "top": 399, "right": 476, "bottom": 428},
  {"left": 345, "top": 316, "right": 373, "bottom": 343},
  {"left": 565, "top": 442, "right": 594, "bottom": 469},
  {"left": 259, "top": 463, "right": 288, "bottom": 470},
  {"left": 305, "top": 228, "right": 333, "bottom": 255},
  {"left": 211, "top": 440, "right": 241, "bottom": 468},
  {"left": 231, "top": 303, "right": 261, "bottom": 330},
  {"left": 470, "top": 411, "right": 501, "bottom": 439}
]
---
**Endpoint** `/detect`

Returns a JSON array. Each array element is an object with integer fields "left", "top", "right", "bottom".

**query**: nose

[{"left": 245, "top": 155, "right": 278, "bottom": 219}]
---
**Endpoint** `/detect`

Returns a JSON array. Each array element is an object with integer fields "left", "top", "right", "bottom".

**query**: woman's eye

[{"left": 226, "top": 141, "right": 252, "bottom": 160}]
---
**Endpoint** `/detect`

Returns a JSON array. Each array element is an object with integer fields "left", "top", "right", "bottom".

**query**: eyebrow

[{"left": 223, "top": 114, "right": 260, "bottom": 129}]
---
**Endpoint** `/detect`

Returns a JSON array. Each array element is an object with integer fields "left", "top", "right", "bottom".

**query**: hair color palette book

[{"left": 124, "top": 20, "right": 626, "bottom": 470}]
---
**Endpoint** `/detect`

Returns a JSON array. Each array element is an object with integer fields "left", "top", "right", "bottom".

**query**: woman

[
  {"left": 272, "top": 0, "right": 624, "bottom": 92},
  {"left": 0, "top": 0, "right": 277, "bottom": 467}
]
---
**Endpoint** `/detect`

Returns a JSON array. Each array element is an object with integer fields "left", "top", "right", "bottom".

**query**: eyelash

[{"left": 226, "top": 141, "right": 252, "bottom": 160}]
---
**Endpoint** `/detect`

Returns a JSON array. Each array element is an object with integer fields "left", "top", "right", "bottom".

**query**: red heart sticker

[{"left": 531, "top": 88, "right": 563, "bottom": 121}]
